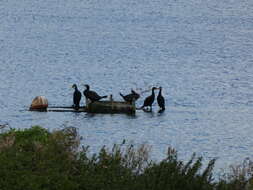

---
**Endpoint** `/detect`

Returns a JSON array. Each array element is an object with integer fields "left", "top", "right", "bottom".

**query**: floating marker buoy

[{"left": 29, "top": 96, "right": 48, "bottom": 111}]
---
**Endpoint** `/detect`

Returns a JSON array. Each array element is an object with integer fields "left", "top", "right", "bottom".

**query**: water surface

[{"left": 1, "top": 0, "right": 253, "bottom": 173}]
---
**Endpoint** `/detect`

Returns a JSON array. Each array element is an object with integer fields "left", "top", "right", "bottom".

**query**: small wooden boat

[
  {"left": 30, "top": 96, "right": 136, "bottom": 114},
  {"left": 86, "top": 100, "right": 135, "bottom": 114}
]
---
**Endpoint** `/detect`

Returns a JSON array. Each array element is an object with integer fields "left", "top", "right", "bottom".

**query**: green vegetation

[{"left": 0, "top": 126, "right": 252, "bottom": 190}]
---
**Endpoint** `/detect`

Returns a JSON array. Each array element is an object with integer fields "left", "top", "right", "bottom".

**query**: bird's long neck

[
  {"left": 75, "top": 86, "right": 78, "bottom": 91},
  {"left": 152, "top": 89, "right": 155, "bottom": 96},
  {"left": 158, "top": 89, "right": 162, "bottom": 96}
]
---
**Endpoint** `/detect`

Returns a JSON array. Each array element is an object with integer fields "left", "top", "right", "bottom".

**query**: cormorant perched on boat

[
  {"left": 72, "top": 84, "right": 82, "bottom": 110},
  {"left": 157, "top": 87, "right": 165, "bottom": 113},
  {"left": 139, "top": 87, "right": 158, "bottom": 111},
  {"left": 83, "top": 84, "right": 107, "bottom": 102},
  {"left": 119, "top": 89, "right": 140, "bottom": 103}
]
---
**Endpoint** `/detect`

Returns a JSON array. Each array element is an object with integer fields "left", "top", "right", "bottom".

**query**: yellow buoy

[{"left": 29, "top": 96, "right": 48, "bottom": 111}]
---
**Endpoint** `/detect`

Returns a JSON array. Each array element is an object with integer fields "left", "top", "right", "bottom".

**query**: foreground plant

[{"left": 0, "top": 126, "right": 251, "bottom": 190}]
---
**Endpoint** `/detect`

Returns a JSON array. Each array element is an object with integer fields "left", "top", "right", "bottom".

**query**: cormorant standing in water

[
  {"left": 72, "top": 84, "right": 82, "bottom": 110},
  {"left": 140, "top": 87, "right": 157, "bottom": 111},
  {"left": 83, "top": 84, "right": 107, "bottom": 102},
  {"left": 119, "top": 89, "right": 140, "bottom": 103},
  {"left": 157, "top": 87, "right": 165, "bottom": 113}
]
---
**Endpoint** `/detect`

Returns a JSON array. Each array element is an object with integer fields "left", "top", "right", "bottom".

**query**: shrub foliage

[{"left": 0, "top": 126, "right": 251, "bottom": 190}]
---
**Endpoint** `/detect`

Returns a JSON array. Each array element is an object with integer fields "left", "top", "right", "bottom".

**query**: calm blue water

[{"left": 1, "top": 0, "right": 253, "bottom": 173}]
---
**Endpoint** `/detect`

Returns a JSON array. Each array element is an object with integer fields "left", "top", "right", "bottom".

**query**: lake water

[{"left": 1, "top": 0, "right": 253, "bottom": 174}]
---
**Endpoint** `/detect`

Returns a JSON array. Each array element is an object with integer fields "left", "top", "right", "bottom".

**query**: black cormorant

[
  {"left": 157, "top": 87, "right": 165, "bottom": 113},
  {"left": 72, "top": 84, "right": 82, "bottom": 110},
  {"left": 83, "top": 84, "right": 107, "bottom": 102},
  {"left": 140, "top": 87, "right": 158, "bottom": 111},
  {"left": 119, "top": 89, "right": 140, "bottom": 103}
]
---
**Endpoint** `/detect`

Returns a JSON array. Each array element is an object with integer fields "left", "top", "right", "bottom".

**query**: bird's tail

[{"left": 101, "top": 96, "right": 107, "bottom": 99}]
